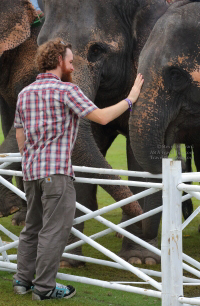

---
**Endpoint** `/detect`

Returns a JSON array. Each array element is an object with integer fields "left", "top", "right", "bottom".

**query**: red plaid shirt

[{"left": 14, "top": 73, "right": 97, "bottom": 181}]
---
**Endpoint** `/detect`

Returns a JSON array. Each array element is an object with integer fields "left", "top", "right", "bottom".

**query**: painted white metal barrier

[{"left": 0, "top": 154, "right": 200, "bottom": 306}]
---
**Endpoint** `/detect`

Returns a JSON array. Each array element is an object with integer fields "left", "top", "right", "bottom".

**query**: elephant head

[
  {"left": 37, "top": 0, "right": 169, "bottom": 104},
  {"left": 0, "top": 0, "right": 37, "bottom": 56},
  {"left": 130, "top": 0, "right": 200, "bottom": 174},
  {"left": 0, "top": 0, "right": 43, "bottom": 125}
]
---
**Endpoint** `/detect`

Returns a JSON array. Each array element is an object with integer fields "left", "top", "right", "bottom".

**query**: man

[{"left": 13, "top": 37, "right": 144, "bottom": 301}]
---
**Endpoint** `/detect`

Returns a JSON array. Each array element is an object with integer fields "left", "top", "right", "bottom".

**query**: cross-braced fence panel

[{"left": 0, "top": 155, "right": 200, "bottom": 305}]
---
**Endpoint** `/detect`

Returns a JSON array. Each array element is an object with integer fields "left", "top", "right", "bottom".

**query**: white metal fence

[{"left": 0, "top": 154, "right": 200, "bottom": 306}]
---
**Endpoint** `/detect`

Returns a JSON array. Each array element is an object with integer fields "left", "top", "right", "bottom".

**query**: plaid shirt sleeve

[
  {"left": 65, "top": 85, "right": 98, "bottom": 117},
  {"left": 14, "top": 96, "right": 23, "bottom": 129}
]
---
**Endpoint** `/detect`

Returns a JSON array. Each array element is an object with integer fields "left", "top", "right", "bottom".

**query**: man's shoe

[
  {"left": 13, "top": 279, "right": 33, "bottom": 295},
  {"left": 32, "top": 283, "right": 76, "bottom": 300}
]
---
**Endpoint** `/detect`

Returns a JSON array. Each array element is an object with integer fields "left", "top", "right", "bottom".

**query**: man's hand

[
  {"left": 85, "top": 73, "right": 144, "bottom": 125},
  {"left": 127, "top": 73, "right": 144, "bottom": 104}
]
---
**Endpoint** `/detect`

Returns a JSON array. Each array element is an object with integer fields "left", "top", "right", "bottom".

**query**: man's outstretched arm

[{"left": 85, "top": 73, "right": 144, "bottom": 125}]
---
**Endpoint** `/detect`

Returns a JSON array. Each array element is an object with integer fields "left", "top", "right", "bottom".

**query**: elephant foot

[
  {"left": 144, "top": 257, "right": 156, "bottom": 265},
  {"left": 11, "top": 208, "right": 27, "bottom": 226},
  {"left": 60, "top": 232, "right": 85, "bottom": 268},
  {"left": 60, "top": 260, "right": 72, "bottom": 269},
  {"left": 0, "top": 206, "right": 19, "bottom": 217},
  {"left": 115, "top": 232, "right": 124, "bottom": 239},
  {"left": 0, "top": 191, "right": 22, "bottom": 217},
  {"left": 118, "top": 237, "right": 160, "bottom": 265},
  {"left": 59, "top": 258, "right": 85, "bottom": 269},
  {"left": 182, "top": 198, "right": 193, "bottom": 220},
  {"left": 128, "top": 257, "right": 142, "bottom": 265}
]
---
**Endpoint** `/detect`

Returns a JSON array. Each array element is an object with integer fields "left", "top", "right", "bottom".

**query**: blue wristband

[{"left": 125, "top": 98, "right": 132, "bottom": 111}]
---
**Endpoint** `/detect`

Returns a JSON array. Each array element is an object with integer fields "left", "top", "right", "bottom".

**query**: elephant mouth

[
  {"left": 165, "top": 108, "right": 200, "bottom": 146},
  {"left": 163, "top": 128, "right": 177, "bottom": 154}
]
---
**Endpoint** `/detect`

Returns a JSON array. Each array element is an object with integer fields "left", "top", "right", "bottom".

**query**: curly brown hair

[{"left": 35, "top": 38, "right": 72, "bottom": 73}]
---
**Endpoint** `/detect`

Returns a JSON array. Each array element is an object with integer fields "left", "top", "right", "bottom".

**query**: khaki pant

[{"left": 14, "top": 174, "right": 76, "bottom": 293}]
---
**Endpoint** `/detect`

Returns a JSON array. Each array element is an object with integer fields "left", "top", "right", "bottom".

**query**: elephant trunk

[
  {"left": 129, "top": 88, "right": 171, "bottom": 174},
  {"left": 129, "top": 88, "right": 169, "bottom": 239},
  {"left": 72, "top": 60, "right": 99, "bottom": 101}
]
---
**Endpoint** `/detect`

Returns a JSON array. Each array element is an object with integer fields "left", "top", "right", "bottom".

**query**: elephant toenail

[
  {"left": 128, "top": 257, "right": 142, "bottom": 265},
  {"left": 9, "top": 206, "right": 19, "bottom": 214},
  {"left": 144, "top": 257, "right": 156, "bottom": 265}
]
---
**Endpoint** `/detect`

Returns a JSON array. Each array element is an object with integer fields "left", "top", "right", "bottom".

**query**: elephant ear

[{"left": 0, "top": 0, "right": 38, "bottom": 56}]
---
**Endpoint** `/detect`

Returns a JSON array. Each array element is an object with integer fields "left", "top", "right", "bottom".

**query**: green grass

[
  {"left": 0, "top": 131, "right": 3, "bottom": 144},
  {"left": 0, "top": 133, "right": 200, "bottom": 305}
]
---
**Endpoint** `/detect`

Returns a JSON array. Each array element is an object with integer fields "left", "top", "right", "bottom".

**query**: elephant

[
  {"left": 0, "top": 0, "right": 42, "bottom": 222},
  {"left": 129, "top": 0, "right": 200, "bottom": 241},
  {"left": 0, "top": 0, "right": 193, "bottom": 267},
  {"left": 0, "top": 1, "right": 143, "bottom": 239},
  {"left": 37, "top": 0, "right": 175, "bottom": 266},
  {"left": 0, "top": 0, "right": 145, "bottom": 224}
]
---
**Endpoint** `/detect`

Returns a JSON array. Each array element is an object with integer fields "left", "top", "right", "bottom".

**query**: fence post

[
  {"left": 162, "top": 158, "right": 172, "bottom": 306},
  {"left": 162, "top": 159, "right": 183, "bottom": 306}
]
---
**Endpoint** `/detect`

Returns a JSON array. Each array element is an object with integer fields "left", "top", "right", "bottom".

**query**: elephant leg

[
  {"left": 58, "top": 181, "right": 96, "bottom": 268},
  {"left": 193, "top": 144, "right": 200, "bottom": 172},
  {"left": 118, "top": 215, "right": 160, "bottom": 265},
  {"left": 60, "top": 179, "right": 98, "bottom": 268},
  {"left": 182, "top": 145, "right": 193, "bottom": 219},
  {"left": 92, "top": 123, "right": 123, "bottom": 238},
  {"left": 118, "top": 139, "right": 161, "bottom": 265},
  {"left": 176, "top": 144, "right": 193, "bottom": 220},
  {"left": 60, "top": 124, "right": 119, "bottom": 268},
  {"left": 0, "top": 125, "right": 25, "bottom": 218},
  {"left": 141, "top": 189, "right": 162, "bottom": 264},
  {"left": 91, "top": 121, "right": 119, "bottom": 156},
  {"left": 11, "top": 176, "right": 27, "bottom": 226},
  {"left": 73, "top": 120, "right": 142, "bottom": 218},
  {"left": 0, "top": 175, "right": 22, "bottom": 217},
  {"left": 0, "top": 95, "right": 13, "bottom": 138},
  {"left": 116, "top": 138, "right": 144, "bottom": 239},
  {"left": 192, "top": 145, "right": 200, "bottom": 233}
]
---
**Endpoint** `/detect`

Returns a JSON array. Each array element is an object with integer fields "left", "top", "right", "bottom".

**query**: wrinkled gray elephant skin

[
  {"left": 38, "top": 0, "right": 171, "bottom": 267},
  {"left": 130, "top": 0, "right": 200, "bottom": 239}
]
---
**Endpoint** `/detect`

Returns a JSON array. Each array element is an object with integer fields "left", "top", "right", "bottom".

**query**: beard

[{"left": 60, "top": 61, "right": 73, "bottom": 83}]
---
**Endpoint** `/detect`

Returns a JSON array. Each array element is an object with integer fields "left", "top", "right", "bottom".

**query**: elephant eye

[
  {"left": 170, "top": 70, "right": 182, "bottom": 81},
  {"left": 88, "top": 43, "right": 106, "bottom": 62},
  {"left": 164, "top": 67, "right": 190, "bottom": 92}
]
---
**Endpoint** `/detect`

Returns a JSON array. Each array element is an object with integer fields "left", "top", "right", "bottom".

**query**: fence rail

[{"left": 0, "top": 155, "right": 200, "bottom": 305}]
